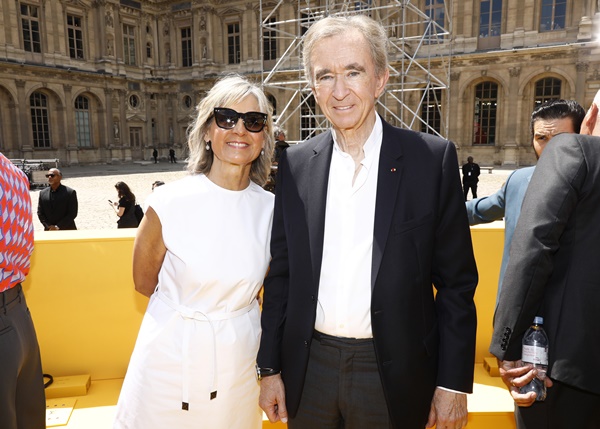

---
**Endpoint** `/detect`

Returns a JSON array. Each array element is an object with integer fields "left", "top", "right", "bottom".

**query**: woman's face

[{"left": 206, "top": 95, "right": 265, "bottom": 171}]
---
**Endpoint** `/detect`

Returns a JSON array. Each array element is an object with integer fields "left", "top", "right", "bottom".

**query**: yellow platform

[{"left": 23, "top": 223, "right": 515, "bottom": 428}]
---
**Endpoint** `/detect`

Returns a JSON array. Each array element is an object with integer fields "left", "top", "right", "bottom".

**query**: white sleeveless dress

[{"left": 114, "top": 174, "right": 274, "bottom": 429}]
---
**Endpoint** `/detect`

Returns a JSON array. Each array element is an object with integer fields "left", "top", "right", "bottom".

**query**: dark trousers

[
  {"left": 516, "top": 379, "right": 600, "bottom": 429},
  {"left": 0, "top": 284, "right": 45, "bottom": 429},
  {"left": 289, "top": 331, "right": 392, "bottom": 429},
  {"left": 463, "top": 182, "right": 477, "bottom": 200}
]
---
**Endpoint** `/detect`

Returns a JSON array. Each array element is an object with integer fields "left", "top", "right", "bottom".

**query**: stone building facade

[{"left": 0, "top": 0, "right": 598, "bottom": 166}]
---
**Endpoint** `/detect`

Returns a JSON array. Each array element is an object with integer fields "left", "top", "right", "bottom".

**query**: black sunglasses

[
  {"left": 213, "top": 108, "right": 267, "bottom": 133},
  {"left": 45, "top": 174, "right": 56, "bottom": 178}
]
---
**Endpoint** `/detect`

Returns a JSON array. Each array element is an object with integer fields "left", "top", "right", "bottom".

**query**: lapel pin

[{"left": 390, "top": 168, "right": 397, "bottom": 172}]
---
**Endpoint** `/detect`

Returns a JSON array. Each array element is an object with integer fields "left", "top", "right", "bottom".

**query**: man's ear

[{"left": 580, "top": 103, "right": 598, "bottom": 136}]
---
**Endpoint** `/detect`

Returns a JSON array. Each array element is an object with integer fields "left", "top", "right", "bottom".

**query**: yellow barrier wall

[
  {"left": 25, "top": 223, "right": 504, "bottom": 381},
  {"left": 25, "top": 230, "right": 148, "bottom": 380}
]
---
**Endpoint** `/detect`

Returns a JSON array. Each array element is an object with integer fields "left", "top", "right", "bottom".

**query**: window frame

[
  {"left": 263, "top": 16, "right": 277, "bottom": 61},
  {"left": 181, "top": 26, "right": 192, "bottom": 67},
  {"left": 420, "top": 88, "right": 442, "bottom": 135},
  {"left": 122, "top": 23, "right": 137, "bottom": 66},
  {"left": 472, "top": 81, "right": 498, "bottom": 146},
  {"left": 540, "top": 0, "right": 567, "bottom": 32},
  {"left": 30, "top": 92, "right": 51, "bottom": 149},
  {"left": 67, "top": 14, "right": 85, "bottom": 60},
  {"left": 424, "top": 0, "right": 446, "bottom": 43},
  {"left": 20, "top": 3, "right": 42, "bottom": 53},
  {"left": 478, "top": 0, "right": 502, "bottom": 50},
  {"left": 74, "top": 95, "right": 92, "bottom": 148},
  {"left": 533, "top": 77, "right": 562, "bottom": 108},
  {"left": 227, "top": 21, "right": 241, "bottom": 64}
]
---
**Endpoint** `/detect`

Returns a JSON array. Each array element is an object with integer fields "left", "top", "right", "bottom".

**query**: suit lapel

[
  {"left": 306, "top": 132, "right": 334, "bottom": 288},
  {"left": 372, "top": 123, "right": 404, "bottom": 290}
]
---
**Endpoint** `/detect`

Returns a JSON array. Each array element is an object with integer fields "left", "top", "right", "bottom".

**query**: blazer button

[
  {"left": 304, "top": 340, "right": 309, "bottom": 347},
  {"left": 311, "top": 295, "right": 316, "bottom": 302}
]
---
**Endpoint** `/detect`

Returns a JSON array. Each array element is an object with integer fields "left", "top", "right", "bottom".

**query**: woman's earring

[
  {"left": 261, "top": 149, "right": 265, "bottom": 156},
  {"left": 205, "top": 142, "right": 210, "bottom": 151}
]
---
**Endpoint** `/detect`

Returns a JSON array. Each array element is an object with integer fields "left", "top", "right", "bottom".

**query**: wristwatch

[{"left": 256, "top": 365, "right": 280, "bottom": 381}]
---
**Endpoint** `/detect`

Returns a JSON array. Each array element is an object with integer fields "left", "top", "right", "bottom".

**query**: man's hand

[
  {"left": 498, "top": 359, "right": 553, "bottom": 408},
  {"left": 426, "top": 388, "right": 468, "bottom": 429},
  {"left": 258, "top": 374, "right": 288, "bottom": 424}
]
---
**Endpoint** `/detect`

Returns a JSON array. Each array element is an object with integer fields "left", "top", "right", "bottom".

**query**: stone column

[
  {"left": 63, "top": 84, "right": 79, "bottom": 165},
  {"left": 15, "top": 79, "right": 32, "bottom": 157},
  {"left": 576, "top": 62, "right": 589, "bottom": 105},
  {"left": 503, "top": 66, "right": 521, "bottom": 166},
  {"left": 447, "top": 71, "right": 461, "bottom": 147},
  {"left": 117, "top": 90, "right": 131, "bottom": 161}
]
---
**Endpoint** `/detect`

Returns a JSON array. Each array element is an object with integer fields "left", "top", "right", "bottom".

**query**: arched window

[
  {"left": 420, "top": 88, "right": 442, "bottom": 135},
  {"left": 473, "top": 82, "right": 498, "bottom": 145},
  {"left": 30, "top": 92, "right": 51, "bottom": 148},
  {"left": 534, "top": 77, "right": 562, "bottom": 108},
  {"left": 146, "top": 42, "right": 152, "bottom": 59},
  {"left": 75, "top": 95, "right": 92, "bottom": 147}
]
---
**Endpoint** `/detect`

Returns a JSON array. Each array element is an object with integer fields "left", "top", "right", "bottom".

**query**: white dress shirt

[{"left": 314, "top": 115, "right": 383, "bottom": 339}]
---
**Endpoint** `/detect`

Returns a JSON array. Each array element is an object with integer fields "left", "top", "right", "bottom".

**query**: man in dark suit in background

[
  {"left": 490, "top": 95, "right": 600, "bottom": 428},
  {"left": 462, "top": 156, "right": 480, "bottom": 200},
  {"left": 37, "top": 168, "right": 78, "bottom": 230},
  {"left": 258, "top": 14, "right": 478, "bottom": 429}
]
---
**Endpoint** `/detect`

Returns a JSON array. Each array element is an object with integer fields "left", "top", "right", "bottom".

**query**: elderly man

[
  {"left": 37, "top": 168, "right": 78, "bottom": 230},
  {"left": 490, "top": 94, "right": 600, "bottom": 428},
  {"left": 0, "top": 153, "right": 46, "bottom": 429},
  {"left": 466, "top": 99, "right": 585, "bottom": 301},
  {"left": 258, "top": 14, "right": 478, "bottom": 429}
]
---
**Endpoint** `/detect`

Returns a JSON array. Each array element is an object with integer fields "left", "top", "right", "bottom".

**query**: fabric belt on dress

[
  {"left": 156, "top": 289, "right": 257, "bottom": 410},
  {"left": 1, "top": 283, "right": 22, "bottom": 314}
]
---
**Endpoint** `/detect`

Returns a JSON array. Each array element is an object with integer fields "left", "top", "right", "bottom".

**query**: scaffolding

[{"left": 260, "top": 0, "right": 452, "bottom": 144}]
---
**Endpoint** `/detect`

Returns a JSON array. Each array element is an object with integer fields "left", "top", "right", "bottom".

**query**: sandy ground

[{"left": 28, "top": 161, "right": 516, "bottom": 232}]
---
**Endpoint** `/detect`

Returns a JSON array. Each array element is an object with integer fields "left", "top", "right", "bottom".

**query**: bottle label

[{"left": 522, "top": 345, "right": 548, "bottom": 365}]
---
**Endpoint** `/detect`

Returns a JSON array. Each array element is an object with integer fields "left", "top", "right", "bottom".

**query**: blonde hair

[
  {"left": 186, "top": 74, "right": 274, "bottom": 186},
  {"left": 302, "top": 15, "right": 389, "bottom": 87}
]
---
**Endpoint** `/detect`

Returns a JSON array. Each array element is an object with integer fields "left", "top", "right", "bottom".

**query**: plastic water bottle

[{"left": 520, "top": 316, "right": 548, "bottom": 401}]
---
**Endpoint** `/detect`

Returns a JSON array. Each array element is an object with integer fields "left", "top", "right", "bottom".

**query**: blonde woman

[{"left": 114, "top": 74, "right": 274, "bottom": 429}]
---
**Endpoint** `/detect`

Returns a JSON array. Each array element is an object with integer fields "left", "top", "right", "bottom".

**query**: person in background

[
  {"left": 0, "top": 153, "right": 46, "bottom": 429},
  {"left": 490, "top": 92, "right": 600, "bottom": 428},
  {"left": 169, "top": 148, "right": 177, "bottom": 163},
  {"left": 112, "top": 181, "right": 138, "bottom": 228},
  {"left": 462, "top": 156, "right": 480, "bottom": 200},
  {"left": 152, "top": 148, "right": 159, "bottom": 164},
  {"left": 466, "top": 99, "right": 585, "bottom": 301},
  {"left": 273, "top": 127, "right": 289, "bottom": 165},
  {"left": 258, "top": 15, "right": 477, "bottom": 429},
  {"left": 114, "top": 74, "right": 275, "bottom": 429},
  {"left": 37, "top": 167, "right": 78, "bottom": 230},
  {"left": 152, "top": 180, "right": 165, "bottom": 191}
]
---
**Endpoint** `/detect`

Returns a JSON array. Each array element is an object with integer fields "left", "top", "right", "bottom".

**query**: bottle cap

[{"left": 533, "top": 316, "right": 544, "bottom": 325}]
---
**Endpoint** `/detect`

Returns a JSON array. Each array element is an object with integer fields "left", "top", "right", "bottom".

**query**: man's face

[
  {"left": 46, "top": 169, "right": 61, "bottom": 187},
  {"left": 310, "top": 30, "right": 389, "bottom": 139},
  {"left": 532, "top": 117, "right": 576, "bottom": 158}
]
